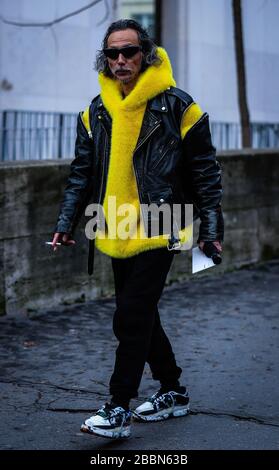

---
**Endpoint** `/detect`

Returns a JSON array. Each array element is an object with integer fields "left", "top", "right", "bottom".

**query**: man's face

[{"left": 106, "top": 28, "right": 143, "bottom": 84}]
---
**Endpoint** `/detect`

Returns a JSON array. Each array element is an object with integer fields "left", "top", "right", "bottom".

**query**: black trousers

[{"left": 109, "top": 247, "right": 182, "bottom": 401}]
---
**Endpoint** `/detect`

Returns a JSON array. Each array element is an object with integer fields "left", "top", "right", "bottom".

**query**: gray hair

[{"left": 94, "top": 19, "right": 162, "bottom": 77}]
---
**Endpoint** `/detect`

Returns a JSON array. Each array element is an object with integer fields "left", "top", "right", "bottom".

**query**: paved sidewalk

[{"left": 0, "top": 260, "right": 279, "bottom": 450}]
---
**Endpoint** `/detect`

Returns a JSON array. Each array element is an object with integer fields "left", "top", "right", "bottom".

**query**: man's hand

[
  {"left": 52, "top": 232, "right": 76, "bottom": 252},
  {"left": 199, "top": 240, "right": 222, "bottom": 253}
]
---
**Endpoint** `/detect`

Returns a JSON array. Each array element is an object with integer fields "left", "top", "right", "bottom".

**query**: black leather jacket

[{"left": 55, "top": 86, "right": 224, "bottom": 274}]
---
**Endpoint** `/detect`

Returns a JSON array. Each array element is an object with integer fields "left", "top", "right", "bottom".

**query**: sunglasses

[{"left": 103, "top": 46, "right": 142, "bottom": 60}]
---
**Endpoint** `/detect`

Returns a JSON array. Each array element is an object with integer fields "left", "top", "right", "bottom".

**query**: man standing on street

[{"left": 52, "top": 19, "right": 224, "bottom": 439}]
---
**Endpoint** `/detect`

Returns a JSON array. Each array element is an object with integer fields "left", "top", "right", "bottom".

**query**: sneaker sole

[
  {"left": 80, "top": 423, "right": 131, "bottom": 439},
  {"left": 133, "top": 404, "right": 190, "bottom": 422}
]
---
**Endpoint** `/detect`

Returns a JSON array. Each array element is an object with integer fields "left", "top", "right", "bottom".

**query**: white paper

[{"left": 192, "top": 246, "right": 215, "bottom": 274}]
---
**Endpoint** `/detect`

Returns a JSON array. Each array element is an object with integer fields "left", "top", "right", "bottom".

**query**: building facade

[{"left": 1, "top": 0, "right": 278, "bottom": 160}]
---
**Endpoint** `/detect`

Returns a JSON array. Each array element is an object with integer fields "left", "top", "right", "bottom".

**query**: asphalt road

[{"left": 0, "top": 260, "right": 279, "bottom": 450}]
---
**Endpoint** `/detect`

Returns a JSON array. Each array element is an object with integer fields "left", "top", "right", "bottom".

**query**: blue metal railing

[
  {"left": 211, "top": 121, "right": 279, "bottom": 150},
  {"left": 0, "top": 110, "right": 77, "bottom": 161},
  {"left": 1, "top": 110, "right": 279, "bottom": 161}
]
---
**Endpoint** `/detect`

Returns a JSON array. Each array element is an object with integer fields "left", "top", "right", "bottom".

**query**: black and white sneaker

[
  {"left": 133, "top": 387, "right": 190, "bottom": 422},
  {"left": 80, "top": 403, "right": 132, "bottom": 438}
]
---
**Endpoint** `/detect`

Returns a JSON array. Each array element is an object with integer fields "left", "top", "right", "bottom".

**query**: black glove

[{"left": 202, "top": 241, "right": 222, "bottom": 265}]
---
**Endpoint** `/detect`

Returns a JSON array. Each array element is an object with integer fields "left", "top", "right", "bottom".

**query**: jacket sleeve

[
  {"left": 182, "top": 112, "right": 224, "bottom": 243},
  {"left": 54, "top": 111, "right": 94, "bottom": 235}
]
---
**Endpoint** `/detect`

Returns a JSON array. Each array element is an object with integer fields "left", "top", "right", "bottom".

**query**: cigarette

[{"left": 45, "top": 242, "right": 62, "bottom": 245}]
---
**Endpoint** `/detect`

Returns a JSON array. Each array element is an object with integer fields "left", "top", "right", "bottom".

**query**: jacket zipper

[
  {"left": 98, "top": 120, "right": 109, "bottom": 205},
  {"left": 183, "top": 112, "right": 208, "bottom": 140},
  {"left": 79, "top": 111, "right": 93, "bottom": 140},
  {"left": 132, "top": 121, "right": 161, "bottom": 238},
  {"left": 134, "top": 121, "right": 161, "bottom": 154},
  {"left": 151, "top": 137, "right": 177, "bottom": 172},
  {"left": 132, "top": 121, "right": 161, "bottom": 205}
]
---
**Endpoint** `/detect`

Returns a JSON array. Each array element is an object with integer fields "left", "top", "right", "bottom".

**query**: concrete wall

[{"left": 0, "top": 150, "right": 279, "bottom": 316}]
